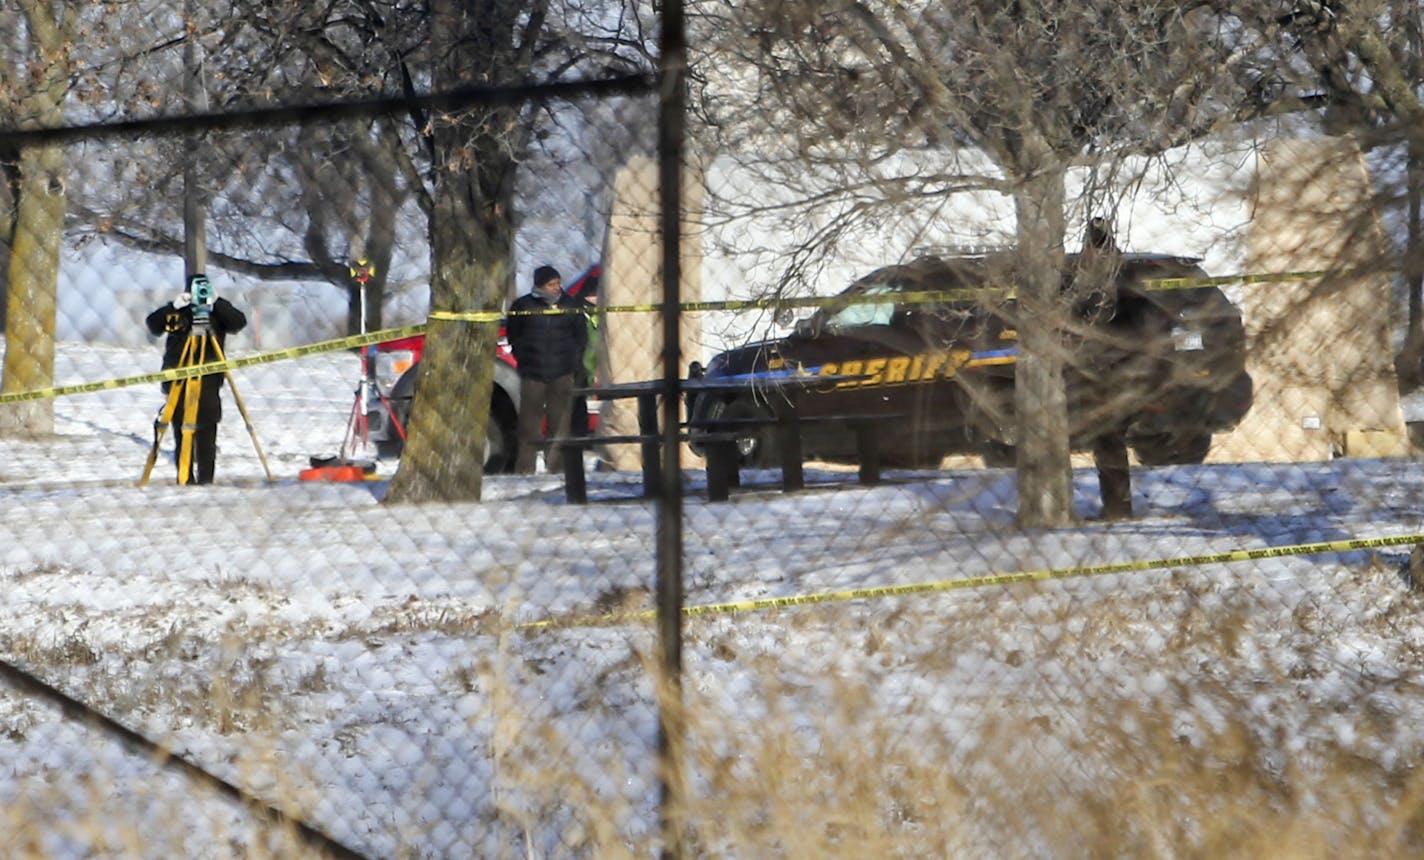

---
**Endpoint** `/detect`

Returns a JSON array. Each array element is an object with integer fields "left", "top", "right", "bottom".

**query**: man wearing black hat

[{"left": 506, "top": 265, "right": 588, "bottom": 474}]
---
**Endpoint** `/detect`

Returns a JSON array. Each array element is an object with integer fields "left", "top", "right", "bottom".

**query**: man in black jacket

[
  {"left": 145, "top": 274, "right": 248, "bottom": 484},
  {"left": 506, "top": 265, "right": 588, "bottom": 474}
]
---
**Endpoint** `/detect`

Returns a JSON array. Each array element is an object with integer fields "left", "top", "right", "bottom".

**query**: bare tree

[
  {"left": 0, "top": 2, "right": 78, "bottom": 436},
  {"left": 382, "top": 0, "right": 532, "bottom": 501},
  {"left": 384, "top": 0, "right": 653, "bottom": 501},
  {"left": 45, "top": 1, "right": 652, "bottom": 500},
  {"left": 61, "top": 2, "right": 429, "bottom": 336},
  {"left": 691, "top": 1, "right": 1299, "bottom": 525},
  {"left": 64, "top": 0, "right": 655, "bottom": 340},
  {"left": 1, "top": 2, "right": 237, "bottom": 429}
]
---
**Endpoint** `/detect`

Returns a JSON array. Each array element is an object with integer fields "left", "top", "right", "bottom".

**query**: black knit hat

[{"left": 533, "top": 265, "right": 561, "bottom": 288}]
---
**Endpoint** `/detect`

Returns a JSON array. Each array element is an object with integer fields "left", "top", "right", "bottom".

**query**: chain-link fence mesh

[{"left": 5, "top": 3, "right": 1424, "bottom": 859}]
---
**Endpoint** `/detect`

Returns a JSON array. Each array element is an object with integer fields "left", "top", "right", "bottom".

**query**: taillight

[{"left": 376, "top": 349, "right": 415, "bottom": 383}]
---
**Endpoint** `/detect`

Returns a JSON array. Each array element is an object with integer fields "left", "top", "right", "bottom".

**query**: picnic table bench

[
  {"left": 555, "top": 429, "right": 744, "bottom": 504},
  {"left": 686, "top": 412, "right": 904, "bottom": 490},
  {"left": 550, "top": 374, "right": 898, "bottom": 504}
]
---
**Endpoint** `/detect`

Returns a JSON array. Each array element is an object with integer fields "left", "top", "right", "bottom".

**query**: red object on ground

[{"left": 299, "top": 464, "right": 375, "bottom": 482}]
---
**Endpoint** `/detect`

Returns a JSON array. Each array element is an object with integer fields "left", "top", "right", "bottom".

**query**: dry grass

[
  {"left": 461, "top": 659, "right": 1424, "bottom": 858},
  {"left": 3, "top": 561, "right": 1423, "bottom": 858},
  {"left": 436, "top": 574, "right": 1424, "bottom": 858}
]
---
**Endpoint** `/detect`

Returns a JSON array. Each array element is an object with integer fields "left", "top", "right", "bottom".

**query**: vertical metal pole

[
  {"left": 357, "top": 275, "right": 369, "bottom": 445},
  {"left": 182, "top": 0, "right": 206, "bottom": 282},
  {"left": 656, "top": 0, "right": 687, "bottom": 855}
]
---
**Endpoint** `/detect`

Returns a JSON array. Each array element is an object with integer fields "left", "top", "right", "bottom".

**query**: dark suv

[{"left": 686, "top": 251, "right": 1252, "bottom": 469}]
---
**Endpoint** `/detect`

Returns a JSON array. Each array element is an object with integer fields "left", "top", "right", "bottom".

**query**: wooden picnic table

[{"left": 555, "top": 372, "right": 877, "bottom": 503}]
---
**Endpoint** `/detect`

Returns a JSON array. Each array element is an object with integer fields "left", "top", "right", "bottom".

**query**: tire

[
  {"left": 370, "top": 399, "right": 411, "bottom": 460},
  {"left": 705, "top": 396, "right": 777, "bottom": 468},
  {"left": 980, "top": 440, "right": 1016, "bottom": 468},
  {"left": 368, "top": 392, "right": 519, "bottom": 474},
  {"left": 1132, "top": 432, "right": 1211, "bottom": 466},
  {"left": 484, "top": 394, "right": 518, "bottom": 474},
  {"left": 883, "top": 442, "right": 948, "bottom": 470}
]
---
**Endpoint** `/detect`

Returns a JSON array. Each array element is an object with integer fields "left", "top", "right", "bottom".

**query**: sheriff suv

[{"left": 686, "top": 251, "right": 1252, "bottom": 469}]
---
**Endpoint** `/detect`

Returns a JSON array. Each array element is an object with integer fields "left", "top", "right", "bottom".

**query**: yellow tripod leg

[
  {"left": 176, "top": 334, "right": 208, "bottom": 485},
  {"left": 208, "top": 337, "right": 274, "bottom": 482},
  {"left": 138, "top": 335, "right": 199, "bottom": 486}
]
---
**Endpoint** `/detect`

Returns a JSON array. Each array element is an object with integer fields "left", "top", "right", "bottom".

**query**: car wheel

[
  {"left": 375, "top": 436, "right": 405, "bottom": 459},
  {"left": 370, "top": 399, "right": 411, "bottom": 460},
  {"left": 1132, "top": 432, "right": 1211, "bottom": 466},
  {"left": 981, "top": 440, "right": 1016, "bottom": 468},
  {"left": 707, "top": 396, "right": 777, "bottom": 468},
  {"left": 484, "top": 395, "right": 518, "bottom": 474},
  {"left": 367, "top": 394, "right": 519, "bottom": 474}
]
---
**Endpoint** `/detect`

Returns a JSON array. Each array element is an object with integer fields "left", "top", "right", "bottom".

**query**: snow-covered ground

[{"left": 3, "top": 340, "right": 1424, "bottom": 857}]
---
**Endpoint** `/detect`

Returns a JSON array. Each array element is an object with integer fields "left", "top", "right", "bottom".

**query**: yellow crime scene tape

[
  {"left": 430, "top": 288, "right": 996, "bottom": 320},
  {"left": 0, "top": 266, "right": 1354, "bottom": 405},
  {"left": 434, "top": 267, "right": 1342, "bottom": 320},
  {"left": 517, "top": 531, "right": 1424, "bottom": 632},
  {"left": 1141, "top": 268, "right": 1334, "bottom": 291},
  {"left": 0, "top": 323, "right": 426, "bottom": 405}
]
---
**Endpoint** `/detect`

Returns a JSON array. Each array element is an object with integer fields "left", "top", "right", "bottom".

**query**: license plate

[{"left": 1172, "top": 327, "right": 1203, "bottom": 351}]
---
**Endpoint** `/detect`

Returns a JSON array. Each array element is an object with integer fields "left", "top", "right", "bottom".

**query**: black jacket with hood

[
  {"left": 505, "top": 290, "right": 588, "bottom": 381},
  {"left": 145, "top": 297, "right": 248, "bottom": 418}
]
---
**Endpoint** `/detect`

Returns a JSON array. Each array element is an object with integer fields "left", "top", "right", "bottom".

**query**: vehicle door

[
  {"left": 894, "top": 293, "right": 1007, "bottom": 452},
  {"left": 788, "top": 282, "right": 913, "bottom": 428}
]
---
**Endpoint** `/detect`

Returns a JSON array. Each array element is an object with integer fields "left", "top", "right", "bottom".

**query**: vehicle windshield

[{"left": 822, "top": 282, "right": 897, "bottom": 329}]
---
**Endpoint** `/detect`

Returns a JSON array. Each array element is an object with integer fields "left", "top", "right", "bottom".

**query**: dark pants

[
  {"left": 516, "top": 374, "right": 573, "bottom": 474},
  {"left": 571, "top": 394, "right": 591, "bottom": 437},
  {"left": 164, "top": 378, "right": 224, "bottom": 485},
  {"left": 184, "top": 424, "right": 219, "bottom": 484}
]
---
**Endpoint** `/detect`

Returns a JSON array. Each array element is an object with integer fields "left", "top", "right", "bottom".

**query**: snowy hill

[{"left": 1, "top": 339, "right": 1423, "bottom": 855}]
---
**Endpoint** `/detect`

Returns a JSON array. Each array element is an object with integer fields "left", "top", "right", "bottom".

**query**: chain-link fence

[{"left": 5, "top": 3, "right": 1424, "bottom": 859}]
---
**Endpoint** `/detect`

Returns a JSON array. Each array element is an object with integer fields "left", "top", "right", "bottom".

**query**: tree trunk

[
  {"left": 1013, "top": 172, "right": 1074, "bottom": 527},
  {"left": 384, "top": 166, "right": 506, "bottom": 502},
  {"left": 384, "top": 0, "right": 518, "bottom": 503},
  {"left": 0, "top": 4, "right": 69, "bottom": 436},
  {"left": 0, "top": 155, "right": 15, "bottom": 332},
  {"left": 0, "top": 140, "right": 63, "bottom": 436}
]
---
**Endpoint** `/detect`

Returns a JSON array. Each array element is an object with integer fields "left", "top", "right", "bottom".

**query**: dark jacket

[
  {"left": 505, "top": 291, "right": 588, "bottom": 381},
  {"left": 145, "top": 297, "right": 248, "bottom": 402}
]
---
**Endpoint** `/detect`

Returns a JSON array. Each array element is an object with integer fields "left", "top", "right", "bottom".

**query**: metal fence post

[{"left": 656, "top": 0, "right": 688, "bottom": 857}]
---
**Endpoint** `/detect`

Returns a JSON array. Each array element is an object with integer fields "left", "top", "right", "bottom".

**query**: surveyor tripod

[
  {"left": 138, "top": 322, "right": 273, "bottom": 486},
  {"left": 334, "top": 258, "right": 405, "bottom": 460},
  {"left": 338, "top": 342, "right": 405, "bottom": 459}
]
